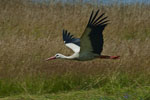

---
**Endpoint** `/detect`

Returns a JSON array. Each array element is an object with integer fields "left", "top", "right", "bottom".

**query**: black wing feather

[
  {"left": 63, "top": 29, "right": 80, "bottom": 46},
  {"left": 90, "top": 10, "right": 100, "bottom": 24},
  {"left": 88, "top": 10, "right": 94, "bottom": 25},
  {"left": 92, "top": 13, "right": 105, "bottom": 24},
  {"left": 87, "top": 10, "right": 109, "bottom": 55}
]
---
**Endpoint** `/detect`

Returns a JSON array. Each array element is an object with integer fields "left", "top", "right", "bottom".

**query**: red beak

[{"left": 45, "top": 56, "right": 56, "bottom": 61}]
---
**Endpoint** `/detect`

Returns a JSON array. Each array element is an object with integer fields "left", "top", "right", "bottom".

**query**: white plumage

[{"left": 66, "top": 43, "right": 80, "bottom": 53}]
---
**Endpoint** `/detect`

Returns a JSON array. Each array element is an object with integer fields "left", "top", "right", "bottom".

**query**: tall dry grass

[{"left": 0, "top": 0, "right": 150, "bottom": 96}]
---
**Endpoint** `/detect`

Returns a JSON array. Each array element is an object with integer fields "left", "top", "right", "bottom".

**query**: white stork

[{"left": 46, "top": 10, "right": 120, "bottom": 61}]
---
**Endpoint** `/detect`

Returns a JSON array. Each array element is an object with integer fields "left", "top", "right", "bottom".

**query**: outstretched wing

[
  {"left": 80, "top": 10, "right": 109, "bottom": 56},
  {"left": 63, "top": 29, "right": 80, "bottom": 53}
]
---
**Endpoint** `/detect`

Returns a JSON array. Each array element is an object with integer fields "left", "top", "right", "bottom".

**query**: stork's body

[{"left": 46, "top": 10, "right": 119, "bottom": 61}]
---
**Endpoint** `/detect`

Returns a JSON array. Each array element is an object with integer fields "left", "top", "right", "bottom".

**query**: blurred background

[{"left": 0, "top": 0, "right": 150, "bottom": 99}]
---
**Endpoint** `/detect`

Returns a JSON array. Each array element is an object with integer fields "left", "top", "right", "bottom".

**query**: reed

[{"left": 0, "top": 0, "right": 150, "bottom": 97}]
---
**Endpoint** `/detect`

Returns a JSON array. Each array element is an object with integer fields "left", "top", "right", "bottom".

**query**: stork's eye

[{"left": 56, "top": 55, "right": 59, "bottom": 57}]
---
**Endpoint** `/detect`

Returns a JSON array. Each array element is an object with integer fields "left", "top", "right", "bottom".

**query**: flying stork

[{"left": 46, "top": 10, "right": 120, "bottom": 61}]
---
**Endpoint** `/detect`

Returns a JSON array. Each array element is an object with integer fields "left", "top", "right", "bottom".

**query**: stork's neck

[
  {"left": 60, "top": 54, "right": 73, "bottom": 59},
  {"left": 60, "top": 53, "right": 79, "bottom": 59}
]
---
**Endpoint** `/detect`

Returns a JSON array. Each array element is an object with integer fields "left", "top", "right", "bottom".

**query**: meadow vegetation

[{"left": 0, "top": 0, "right": 150, "bottom": 99}]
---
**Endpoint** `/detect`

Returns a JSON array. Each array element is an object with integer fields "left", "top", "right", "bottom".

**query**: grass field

[
  {"left": 1, "top": 88, "right": 150, "bottom": 100},
  {"left": 0, "top": 0, "right": 150, "bottom": 99}
]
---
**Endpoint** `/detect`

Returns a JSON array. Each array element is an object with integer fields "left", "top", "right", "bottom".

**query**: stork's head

[{"left": 45, "top": 53, "right": 64, "bottom": 61}]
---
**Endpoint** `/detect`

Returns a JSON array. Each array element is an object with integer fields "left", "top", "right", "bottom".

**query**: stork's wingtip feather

[
  {"left": 88, "top": 10, "right": 94, "bottom": 24},
  {"left": 96, "top": 9, "right": 100, "bottom": 13}
]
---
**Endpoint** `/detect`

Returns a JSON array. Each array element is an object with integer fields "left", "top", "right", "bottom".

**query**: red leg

[{"left": 100, "top": 55, "right": 120, "bottom": 59}]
